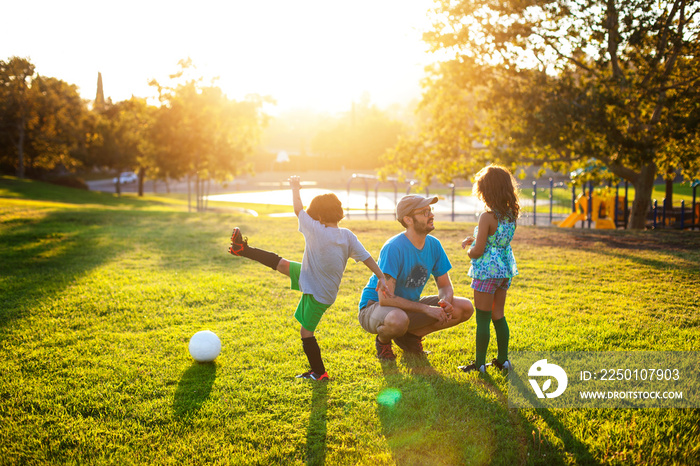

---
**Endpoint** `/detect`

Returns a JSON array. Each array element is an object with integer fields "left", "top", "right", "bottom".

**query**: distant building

[{"left": 95, "top": 72, "right": 105, "bottom": 111}]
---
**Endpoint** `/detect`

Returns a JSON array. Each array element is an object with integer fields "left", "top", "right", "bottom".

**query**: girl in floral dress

[{"left": 459, "top": 165, "right": 520, "bottom": 373}]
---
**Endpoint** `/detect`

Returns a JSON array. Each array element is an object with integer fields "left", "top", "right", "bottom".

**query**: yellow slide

[
  {"left": 557, "top": 194, "right": 621, "bottom": 229},
  {"left": 557, "top": 212, "right": 586, "bottom": 228},
  {"left": 593, "top": 218, "right": 616, "bottom": 229}
]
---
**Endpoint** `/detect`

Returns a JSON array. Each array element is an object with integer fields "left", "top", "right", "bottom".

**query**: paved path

[{"left": 207, "top": 188, "right": 484, "bottom": 218}]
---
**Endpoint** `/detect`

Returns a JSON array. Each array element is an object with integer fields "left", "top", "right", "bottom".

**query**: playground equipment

[
  {"left": 556, "top": 193, "right": 623, "bottom": 229},
  {"left": 650, "top": 199, "right": 700, "bottom": 229}
]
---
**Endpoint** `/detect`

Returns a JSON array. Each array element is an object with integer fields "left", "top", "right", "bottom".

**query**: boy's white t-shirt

[{"left": 298, "top": 210, "right": 371, "bottom": 305}]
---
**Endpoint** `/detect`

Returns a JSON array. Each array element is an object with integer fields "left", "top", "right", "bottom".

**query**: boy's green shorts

[{"left": 289, "top": 261, "right": 331, "bottom": 332}]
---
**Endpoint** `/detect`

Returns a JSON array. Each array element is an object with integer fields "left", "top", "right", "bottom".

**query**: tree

[
  {"left": 150, "top": 59, "right": 270, "bottom": 210},
  {"left": 23, "top": 75, "right": 93, "bottom": 175},
  {"left": 90, "top": 97, "right": 156, "bottom": 195},
  {"left": 312, "top": 97, "right": 405, "bottom": 169},
  {"left": 0, "top": 57, "right": 35, "bottom": 178},
  {"left": 390, "top": 0, "right": 700, "bottom": 228},
  {"left": 0, "top": 57, "right": 94, "bottom": 178}
]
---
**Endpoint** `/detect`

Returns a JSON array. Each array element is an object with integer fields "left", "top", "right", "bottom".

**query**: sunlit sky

[{"left": 2, "top": 0, "right": 438, "bottom": 114}]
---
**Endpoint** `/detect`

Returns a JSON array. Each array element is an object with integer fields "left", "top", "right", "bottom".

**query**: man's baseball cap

[{"left": 396, "top": 194, "right": 438, "bottom": 220}]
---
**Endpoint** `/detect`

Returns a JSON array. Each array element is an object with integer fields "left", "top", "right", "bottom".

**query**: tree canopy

[
  {"left": 0, "top": 57, "right": 93, "bottom": 178},
  {"left": 1, "top": 57, "right": 270, "bottom": 205},
  {"left": 148, "top": 60, "right": 271, "bottom": 207},
  {"left": 386, "top": 0, "right": 700, "bottom": 228},
  {"left": 311, "top": 95, "right": 405, "bottom": 169}
]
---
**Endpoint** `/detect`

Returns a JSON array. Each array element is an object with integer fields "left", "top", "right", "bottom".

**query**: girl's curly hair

[{"left": 472, "top": 165, "right": 520, "bottom": 221}]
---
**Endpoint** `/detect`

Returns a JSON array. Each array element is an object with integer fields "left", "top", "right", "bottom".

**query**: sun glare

[{"left": 0, "top": 0, "right": 436, "bottom": 113}]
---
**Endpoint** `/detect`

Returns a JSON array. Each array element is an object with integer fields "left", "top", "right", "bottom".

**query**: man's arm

[
  {"left": 378, "top": 276, "right": 450, "bottom": 324},
  {"left": 435, "top": 272, "right": 455, "bottom": 312}
]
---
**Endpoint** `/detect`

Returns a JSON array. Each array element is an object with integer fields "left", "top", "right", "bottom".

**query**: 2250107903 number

[{"left": 580, "top": 368, "right": 681, "bottom": 381}]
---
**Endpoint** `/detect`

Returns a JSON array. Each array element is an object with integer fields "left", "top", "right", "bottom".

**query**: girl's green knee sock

[
  {"left": 475, "top": 308, "right": 491, "bottom": 367},
  {"left": 492, "top": 316, "right": 510, "bottom": 364}
]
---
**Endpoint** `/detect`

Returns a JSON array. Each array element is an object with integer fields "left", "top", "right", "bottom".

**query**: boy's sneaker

[
  {"left": 375, "top": 336, "right": 396, "bottom": 361},
  {"left": 394, "top": 332, "right": 427, "bottom": 355},
  {"left": 295, "top": 370, "right": 329, "bottom": 381},
  {"left": 228, "top": 227, "right": 249, "bottom": 256},
  {"left": 459, "top": 361, "right": 487, "bottom": 373},
  {"left": 491, "top": 358, "right": 513, "bottom": 373}
]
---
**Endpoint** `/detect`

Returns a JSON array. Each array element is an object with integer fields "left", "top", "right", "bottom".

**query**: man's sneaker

[
  {"left": 459, "top": 362, "right": 487, "bottom": 373},
  {"left": 491, "top": 358, "right": 513, "bottom": 373},
  {"left": 394, "top": 332, "right": 427, "bottom": 355},
  {"left": 295, "top": 370, "right": 329, "bottom": 381},
  {"left": 375, "top": 336, "right": 396, "bottom": 361},
  {"left": 228, "top": 227, "right": 248, "bottom": 256}
]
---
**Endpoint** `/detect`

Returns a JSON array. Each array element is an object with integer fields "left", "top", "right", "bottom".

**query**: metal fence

[
  {"left": 527, "top": 180, "right": 700, "bottom": 231},
  {"left": 346, "top": 174, "right": 700, "bottom": 230}
]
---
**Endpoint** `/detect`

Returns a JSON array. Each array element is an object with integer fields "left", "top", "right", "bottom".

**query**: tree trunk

[
  {"left": 664, "top": 168, "right": 674, "bottom": 211},
  {"left": 16, "top": 119, "right": 25, "bottom": 179},
  {"left": 187, "top": 174, "right": 191, "bottom": 213},
  {"left": 138, "top": 167, "right": 145, "bottom": 197},
  {"left": 628, "top": 163, "right": 658, "bottom": 229}
]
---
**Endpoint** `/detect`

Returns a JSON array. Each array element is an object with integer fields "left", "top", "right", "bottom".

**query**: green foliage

[
  {"left": 90, "top": 97, "right": 156, "bottom": 184},
  {"left": 1, "top": 178, "right": 699, "bottom": 464},
  {"left": 149, "top": 59, "right": 271, "bottom": 184},
  {"left": 393, "top": 0, "right": 700, "bottom": 229},
  {"left": 1, "top": 57, "right": 271, "bottom": 202},
  {"left": 0, "top": 57, "right": 93, "bottom": 178},
  {"left": 311, "top": 97, "right": 405, "bottom": 170}
]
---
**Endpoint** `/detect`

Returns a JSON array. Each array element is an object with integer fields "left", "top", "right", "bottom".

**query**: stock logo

[{"left": 528, "top": 359, "right": 568, "bottom": 399}]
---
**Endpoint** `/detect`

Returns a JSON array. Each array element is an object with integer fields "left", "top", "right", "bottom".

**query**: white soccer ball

[{"left": 188, "top": 330, "right": 221, "bottom": 362}]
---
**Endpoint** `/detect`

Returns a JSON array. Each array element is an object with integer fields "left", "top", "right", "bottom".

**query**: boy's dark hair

[{"left": 307, "top": 193, "right": 344, "bottom": 223}]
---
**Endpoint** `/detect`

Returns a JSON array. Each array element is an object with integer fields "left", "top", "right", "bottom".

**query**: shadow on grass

[
  {"left": 507, "top": 368, "right": 600, "bottom": 465},
  {"left": 522, "top": 227, "right": 700, "bottom": 270},
  {"left": 0, "top": 208, "right": 122, "bottom": 327},
  {"left": 173, "top": 362, "right": 217, "bottom": 418},
  {"left": 594, "top": 245, "right": 700, "bottom": 273},
  {"left": 0, "top": 199, "right": 261, "bottom": 328},
  {"left": 376, "top": 355, "right": 598, "bottom": 465},
  {"left": 0, "top": 175, "right": 175, "bottom": 208},
  {"left": 305, "top": 381, "right": 330, "bottom": 466}
]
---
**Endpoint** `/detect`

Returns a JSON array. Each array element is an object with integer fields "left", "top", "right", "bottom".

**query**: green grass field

[{"left": 1, "top": 176, "right": 699, "bottom": 465}]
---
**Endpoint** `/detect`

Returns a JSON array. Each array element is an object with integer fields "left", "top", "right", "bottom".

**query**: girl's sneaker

[
  {"left": 491, "top": 358, "right": 513, "bottom": 373},
  {"left": 295, "top": 370, "right": 329, "bottom": 381},
  {"left": 459, "top": 362, "right": 487, "bottom": 373}
]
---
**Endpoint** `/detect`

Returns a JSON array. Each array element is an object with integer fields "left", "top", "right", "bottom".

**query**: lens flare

[{"left": 376, "top": 388, "right": 402, "bottom": 408}]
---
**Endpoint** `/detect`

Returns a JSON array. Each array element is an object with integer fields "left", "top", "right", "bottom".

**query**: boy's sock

[
  {"left": 240, "top": 246, "right": 282, "bottom": 271},
  {"left": 475, "top": 308, "right": 491, "bottom": 368},
  {"left": 302, "top": 336, "right": 326, "bottom": 375},
  {"left": 492, "top": 316, "right": 510, "bottom": 364}
]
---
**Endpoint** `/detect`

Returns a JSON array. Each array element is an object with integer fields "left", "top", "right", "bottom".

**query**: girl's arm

[
  {"left": 467, "top": 212, "right": 497, "bottom": 259},
  {"left": 289, "top": 176, "right": 303, "bottom": 217},
  {"left": 362, "top": 257, "right": 393, "bottom": 298}
]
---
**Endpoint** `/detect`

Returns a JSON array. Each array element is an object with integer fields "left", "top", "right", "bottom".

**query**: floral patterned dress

[{"left": 467, "top": 218, "right": 518, "bottom": 280}]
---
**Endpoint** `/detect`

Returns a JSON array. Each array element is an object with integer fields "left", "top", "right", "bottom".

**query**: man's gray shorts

[{"left": 358, "top": 295, "right": 441, "bottom": 334}]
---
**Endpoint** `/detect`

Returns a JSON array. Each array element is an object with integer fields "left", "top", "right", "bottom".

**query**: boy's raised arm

[{"left": 289, "top": 176, "right": 303, "bottom": 217}]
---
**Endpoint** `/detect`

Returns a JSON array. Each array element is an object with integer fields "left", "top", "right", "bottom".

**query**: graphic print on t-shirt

[{"left": 405, "top": 264, "right": 429, "bottom": 288}]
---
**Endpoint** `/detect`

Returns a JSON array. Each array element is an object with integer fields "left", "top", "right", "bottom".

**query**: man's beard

[{"left": 412, "top": 217, "right": 434, "bottom": 235}]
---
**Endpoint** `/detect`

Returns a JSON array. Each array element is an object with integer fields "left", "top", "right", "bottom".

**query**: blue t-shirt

[{"left": 359, "top": 233, "right": 452, "bottom": 310}]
